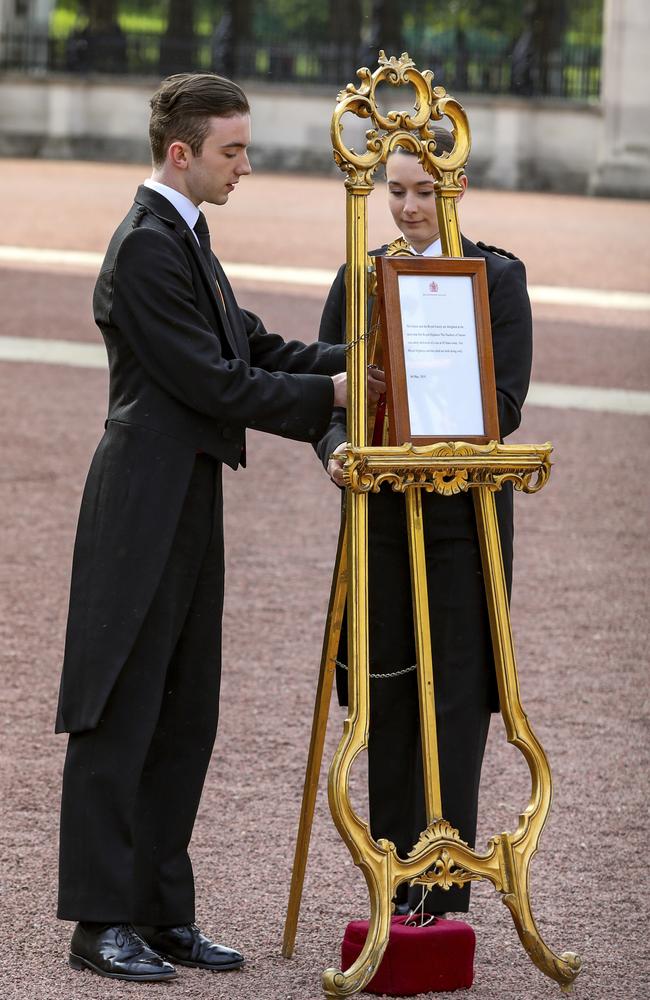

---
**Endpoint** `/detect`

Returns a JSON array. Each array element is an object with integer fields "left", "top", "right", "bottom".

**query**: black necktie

[
  {"left": 194, "top": 210, "right": 227, "bottom": 310},
  {"left": 193, "top": 211, "right": 214, "bottom": 269}
]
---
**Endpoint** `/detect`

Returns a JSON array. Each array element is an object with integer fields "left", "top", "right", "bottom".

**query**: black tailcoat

[
  {"left": 56, "top": 185, "right": 345, "bottom": 735},
  {"left": 314, "top": 236, "right": 532, "bottom": 912}
]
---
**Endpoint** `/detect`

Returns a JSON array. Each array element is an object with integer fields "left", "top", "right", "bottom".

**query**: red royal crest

[{"left": 428, "top": 280, "right": 439, "bottom": 293}]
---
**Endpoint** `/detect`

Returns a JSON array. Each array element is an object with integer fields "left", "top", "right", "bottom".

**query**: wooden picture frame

[{"left": 376, "top": 256, "right": 499, "bottom": 446}]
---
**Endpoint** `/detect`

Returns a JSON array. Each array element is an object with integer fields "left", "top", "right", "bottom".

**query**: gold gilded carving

[
  {"left": 432, "top": 468, "right": 470, "bottom": 495},
  {"left": 384, "top": 237, "right": 417, "bottom": 257},
  {"left": 412, "top": 849, "right": 483, "bottom": 892},
  {"left": 331, "top": 50, "right": 470, "bottom": 194},
  {"left": 407, "top": 821, "right": 481, "bottom": 892},
  {"left": 408, "top": 818, "right": 468, "bottom": 853},
  {"left": 339, "top": 441, "right": 552, "bottom": 496},
  {"left": 366, "top": 256, "right": 378, "bottom": 298}
]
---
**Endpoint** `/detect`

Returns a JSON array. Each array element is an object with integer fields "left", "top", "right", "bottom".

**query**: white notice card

[{"left": 397, "top": 273, "right": 485, "bottom": 437}]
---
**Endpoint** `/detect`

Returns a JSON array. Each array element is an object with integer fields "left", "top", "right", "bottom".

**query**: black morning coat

[
  {"left": 55, "top": 184, "right": 346, "bottom": 735},
  {"left": 315, "top": 236, "right": 533, "bottom": 707}
]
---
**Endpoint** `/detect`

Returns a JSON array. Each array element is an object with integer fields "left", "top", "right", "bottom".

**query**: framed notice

[{"left": 376, "top": 256, "right": 499, "bottom": 445}]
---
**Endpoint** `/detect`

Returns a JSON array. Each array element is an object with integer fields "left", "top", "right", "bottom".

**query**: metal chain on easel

[{"left": 335, "top": 659, "right": 417, "bottom": 680}]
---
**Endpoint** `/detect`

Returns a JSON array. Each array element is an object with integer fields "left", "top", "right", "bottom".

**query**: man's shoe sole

[
  {"left": 161, "top": 954, "right": 244, "bottom": 972},
  {"left": 69, "top": 953, "right": 178, "bottom": 981}
]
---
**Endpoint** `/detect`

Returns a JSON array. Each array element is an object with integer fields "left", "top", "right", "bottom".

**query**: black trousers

[
  {"left": 58, "top": 454, "right": 224, "bottom": 924},
  {"left": 342, "top": 487, "right": 495, "bottom": 914}
]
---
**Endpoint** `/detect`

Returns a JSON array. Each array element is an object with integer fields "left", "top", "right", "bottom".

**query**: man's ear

[
  {"left": 458, "top": 174, "right": 469, "bottom": 201},
  {"left": 168, "top": 141, "right": 190, "bottom": 171}
]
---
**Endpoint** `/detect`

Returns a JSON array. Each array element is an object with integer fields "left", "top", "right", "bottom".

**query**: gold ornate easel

[{"left": 283, "top": 52, "right": 582, "bottom": 997}]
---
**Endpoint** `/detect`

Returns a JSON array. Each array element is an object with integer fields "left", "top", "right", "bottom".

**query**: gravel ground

[{"left": 0, "top": 163, "right": 649, "bottom": 1000}]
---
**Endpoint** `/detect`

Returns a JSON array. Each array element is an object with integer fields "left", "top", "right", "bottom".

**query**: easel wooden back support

[{"left": 282, "top": 52, "right": 582, "bottom": 998}]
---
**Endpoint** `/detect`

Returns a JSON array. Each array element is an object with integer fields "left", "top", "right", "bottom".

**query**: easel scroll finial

[{"left": 331, "top": 50, "right": 469, "bottom": 202}]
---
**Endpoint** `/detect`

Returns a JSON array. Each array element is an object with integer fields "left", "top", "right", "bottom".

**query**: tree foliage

[{"left": 51, "top": 0, "right": 602, "bottom": 49}]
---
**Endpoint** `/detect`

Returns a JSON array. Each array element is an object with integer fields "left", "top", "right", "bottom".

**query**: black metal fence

[{"left": 0, "top": 30, "right": 602, "bottom": 101}]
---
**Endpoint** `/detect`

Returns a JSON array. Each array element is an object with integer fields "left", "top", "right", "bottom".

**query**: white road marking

[
  {"left": 526, "top": 382, "right": 650, "bottom": 415},
  {"left": 0, "top": 335, "right": 106, "bottom": 368},
  {"left": 528, "top": 285, "right": 650, "bottom": 311},
  {"left": 0, "top": 246, "right": 103, "bottom": 269},
  {"left": 1, "top": 335, "right": 649, "bottom": 415},
  {"left": 1, "top": 245, "right": 649, "bottom": 312}
]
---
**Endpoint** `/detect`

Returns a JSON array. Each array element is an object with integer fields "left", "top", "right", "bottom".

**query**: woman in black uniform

[{"left": 315, "top": 136, "right": 533, "bottom": 916}]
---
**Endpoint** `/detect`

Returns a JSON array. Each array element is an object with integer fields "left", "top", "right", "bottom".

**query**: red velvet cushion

[{"left": 341, "top": 914, "right": 475, "bottom": 995}]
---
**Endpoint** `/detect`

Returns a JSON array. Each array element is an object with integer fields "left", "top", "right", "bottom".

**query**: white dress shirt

[
  {"left": 143, "top": 179, "right": 200, "bottom": 242},
  {"left": 412, "top": 237, "right": 443, "bottom": 257}
]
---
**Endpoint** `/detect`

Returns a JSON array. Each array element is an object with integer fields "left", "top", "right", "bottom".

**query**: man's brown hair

[{"left": 149, "top": 73, "right": 250, "bottom": 165}]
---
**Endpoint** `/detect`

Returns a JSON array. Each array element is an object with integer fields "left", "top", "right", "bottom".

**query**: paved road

[{"left": 0, "top": 161, "right": 649, "bottom": 1000}]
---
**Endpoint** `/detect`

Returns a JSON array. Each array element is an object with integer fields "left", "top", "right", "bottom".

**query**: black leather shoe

[
  {"left": 69, "top": 922, "right": 177, "bottom": 981},
  {"left": 135, "top": 923, "right": 244, "bottom": 972}
]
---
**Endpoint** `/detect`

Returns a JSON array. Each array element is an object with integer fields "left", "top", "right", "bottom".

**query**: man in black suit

[
  {"left": 316, "top": 138, "right": 532, "bottom": 918},
  {"left": 56, "top": 72, "right": 384, "bottom": 982}
]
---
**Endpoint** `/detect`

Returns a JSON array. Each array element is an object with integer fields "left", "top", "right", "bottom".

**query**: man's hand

[
  {"left": 332, "top": 372, "right": 347, "bottom": 408},
  {"left": 331, "top": 367, "right": 386, "bottom": 409},
  {"left": 327, "top": 441, "right": 348, "bottom": 487}
]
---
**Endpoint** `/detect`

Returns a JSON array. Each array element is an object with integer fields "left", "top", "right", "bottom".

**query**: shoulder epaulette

[
  {"left": 476, "top": 240, "right": 518, "bottom": 261},
  {"left": 131, "top": 205, "right": 148, "bottom": 229}
]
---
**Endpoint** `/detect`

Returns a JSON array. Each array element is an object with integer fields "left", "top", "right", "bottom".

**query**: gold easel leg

[
  {"left": 282, "top": 512, "right": 348, "bottom": 959},
  {"left": 473, "top": 486, "right": 582, "bottom": 992},
  {"left": 501, "top": 837, "right": 582, "bottom": 994},
  {"left": 405, "top": 488, "right": 442, "bottom": 823}
]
